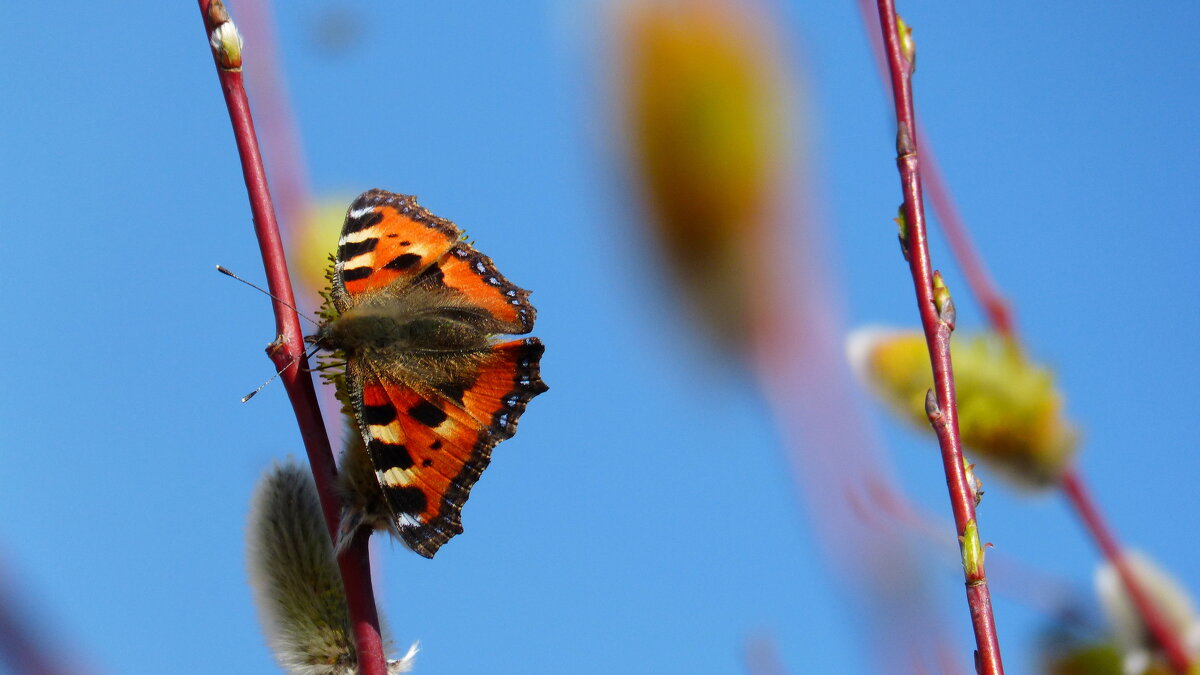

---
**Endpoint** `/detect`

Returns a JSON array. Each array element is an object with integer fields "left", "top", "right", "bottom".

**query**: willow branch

[
  {"left": 1061, "top": 472, "right": 1192, "bottom": 671},
  {"left": 855, "top": 5, "right": 1192, "bottom": 670},
  {"left": 195, "top": 3, "right": 387, "bottom": 673},
  {"left": 854, "top": 0, "right": 1016, "bottom": 341},
  {"left": 929, "top": 147, "right": 1193, "bottom": 673},
  {"left": 237, "top": 0, "right": 313, "bottom": 246},
  {"left": 873, "top": 3, "right": 1005, "bottom": 672}
]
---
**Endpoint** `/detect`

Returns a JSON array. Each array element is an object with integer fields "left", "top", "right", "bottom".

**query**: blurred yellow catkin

[
  {"left": 1040, "top": 639, "right": 1124, "bottom": 675},
  {"left": 289, "top": 194, "right": 355, "bottom": 297},
  {"left": 848, "top": 328, "right": 1078, "bottom": 488},
  {"left": 620, "top": 0, "right": 788, "bottom": 348}
]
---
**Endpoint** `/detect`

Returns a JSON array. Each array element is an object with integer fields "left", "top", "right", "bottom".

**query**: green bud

[{"left": 961, "top": 519, "right": 983, "bottom": 579}]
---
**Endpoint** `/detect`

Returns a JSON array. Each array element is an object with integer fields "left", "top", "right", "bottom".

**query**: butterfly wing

[
  {"left": 349, "top": 339, "right": 547, "bottom": 558},
  {"left": 331, "top": 189, "right": 461, "bottom": 311},
  {"left": 413, "top": 243, "right": 537, "bottom": 334}
]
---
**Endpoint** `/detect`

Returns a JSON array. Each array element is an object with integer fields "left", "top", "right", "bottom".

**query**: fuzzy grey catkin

[
  {"left": 247, "top": 460, "right": 416, "bottom": 674},
  {"left": 335, "top": 428, "right": 399, "bottom": 555}
]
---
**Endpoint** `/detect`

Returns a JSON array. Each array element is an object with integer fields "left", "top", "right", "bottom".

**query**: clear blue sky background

[{"left": 2, "top": 2, "right": 1198, "bottom": 673}]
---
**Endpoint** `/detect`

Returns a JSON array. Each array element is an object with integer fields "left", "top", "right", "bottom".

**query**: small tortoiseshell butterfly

[{"left": 312, "top": 189, "right": 547, "bottom": 558}]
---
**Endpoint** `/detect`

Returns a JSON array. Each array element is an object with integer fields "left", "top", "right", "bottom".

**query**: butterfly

[{"left": 311, "top": 189, "right": 547, "bottom": 558}]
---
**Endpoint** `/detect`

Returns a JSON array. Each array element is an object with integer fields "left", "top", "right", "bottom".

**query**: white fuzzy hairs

[{"left": 247, "top": 460, "right": 417, "bottom": 674}]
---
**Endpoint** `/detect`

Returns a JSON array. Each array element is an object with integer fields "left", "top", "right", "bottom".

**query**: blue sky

[{"left": 1, "top": 2, "right": 1198, "bottom": 673}]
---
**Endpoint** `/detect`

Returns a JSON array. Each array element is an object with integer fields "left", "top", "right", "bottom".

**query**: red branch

[
  {"left": 853, "top": 0, "right": 1016, "bottom": 341},
  {"left": 934, "top": 159, "right": 1193, "bottom": 673},
  {"left": 196, "top": 3, "right": 387, "bottom": 674},
  {"left": 855, "top": 4, "right": 1193, "bottom": 670},
  {"left": 873, "top": 3, "right": 1005, "bottom": 673},
  {"left": 1061, "top": 471, "right": 1193, "bottom": 672}
]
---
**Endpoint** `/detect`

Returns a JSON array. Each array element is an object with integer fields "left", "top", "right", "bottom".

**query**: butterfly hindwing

[
  {"left": 332, "top": 189, "right": 460, "bottom": 310},
  {"left": 354, "top": 374, "right": 480, "bottom": 557},
  {"left": 349, "top": 338, "right": 547, "bottom": 558}
]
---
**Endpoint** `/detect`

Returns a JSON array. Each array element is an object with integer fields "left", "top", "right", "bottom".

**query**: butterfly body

[
  {"left": 315, "top": 189, "right": 547, "bottom": 558},
  {"left": 318, "top": 294, "right": 493, "bottom": 358}
]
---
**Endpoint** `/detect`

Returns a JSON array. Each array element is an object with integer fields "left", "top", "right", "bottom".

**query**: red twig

[
  {"left": 873, "top": 3, "right": 1005, "bottom": 673},
  {"left": 914, "top": 62, "right": 1193, "bottom": 675},
  {"left": 855, "top": 0, "right": 1016, "bottom": 341},
  {"left": 854, "top": 0, "right": 1016, "bottom": 342},
  {"left": 1061, "top": 470, "right": 1193, "bottom": 672},
  {"left": 854, "top": 5, "right": 1193, "bottom": 669},
  {"left": 196, "top": 3, "right": 387, "bottom": 674},
  {"left": 236, "top": 0, "right": 313, "bottom": 243}
]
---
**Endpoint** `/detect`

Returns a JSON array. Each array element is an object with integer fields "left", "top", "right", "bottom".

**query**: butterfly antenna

[
  {"left": 216, "top": 265, "right": 322, "bottom": 329},
  {"left": 241, "top": 343, "right": 324, "bottom": 403}
]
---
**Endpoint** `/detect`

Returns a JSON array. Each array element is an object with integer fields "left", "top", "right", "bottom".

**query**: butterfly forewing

[{"left": 332, "top": 190, "right": 461, "bottom": 309}]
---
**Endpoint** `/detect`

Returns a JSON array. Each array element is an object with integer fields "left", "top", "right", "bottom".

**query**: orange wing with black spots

[
  {"left": 331, "top": 189, "right": 461, "bottom": 309},
  {"left": 351, "top": 339, "right": 547, "bottom": 558}
]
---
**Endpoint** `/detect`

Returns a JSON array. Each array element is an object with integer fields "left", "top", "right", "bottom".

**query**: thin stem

[
  {"left": 873, "top": 2, "right": 1005, "bottom": 673},
  {"left": 195, "top": 3, "right": 387, "bottom": 674},
  {"left": 236, "top": 0, "right": 313, "bottom": 248},
  {"left": 854, "top": 5, "right": 1193, "bottom": 670},
  {"left": 1061, "top": 470, "right": 1193, "bottom": 672},
  {"left": 854, "top": 0, "right": 1016, "bottom": 340}
]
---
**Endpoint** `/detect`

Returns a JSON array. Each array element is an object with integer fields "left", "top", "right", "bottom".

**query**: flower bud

[{"left": 619, "top": 0, "right": 788, "bottom": 349}]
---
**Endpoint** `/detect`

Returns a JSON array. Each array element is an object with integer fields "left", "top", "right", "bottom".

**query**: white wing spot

[
  {"left": 369, "top": 424, "right": 403, "bottom": 444},
  {"left": 347, "top": 206, "right": 375, "bottom": 219},
  {"left": 380, "top": 467, "right": 413, "bottom": 487},
  {"left": 339, "top": 229, "right": 378, "bottom": 245}
]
